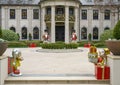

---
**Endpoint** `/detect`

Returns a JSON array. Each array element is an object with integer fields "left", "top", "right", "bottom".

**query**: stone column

[
  {"left": 41, "top": 7, "right": 46, "bottom": 41},
  {"left": 108, "top": 55, "right": 120, "bottom": 85},
  {"left": 65, "top": 6, "right": 69, "bottom": 43},
  {"left": 51, "top": 6, "right": 55, "bottom": 43},
  {"left": 28, "top": 7, "right": 32, "bottom": 40},
  {"left": 74, "top": 7, "right": 79, "bottom": 42},
  {"left": 0, "top": 56, "right": 8, "bottom": 85}
]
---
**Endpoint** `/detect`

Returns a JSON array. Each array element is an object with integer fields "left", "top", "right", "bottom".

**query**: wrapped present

[
  {"left": 88, "top": 53, "right": 98, "bottom": 63},
  {"left": 104, "top": 48, "right": 110, "bottom": 55},
  {"left": 8, "top": 57, "right": 14, "bottom": 74},
  {"left": 95, "top": 65, "right": 110, "bottom": 80},
  {"left": 90, "top": 46, "right": 97, "bottom": 53}
]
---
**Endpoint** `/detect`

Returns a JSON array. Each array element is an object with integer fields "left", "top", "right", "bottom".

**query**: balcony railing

[
  {"left": 44, "top": 14, "right": 51, "bottom": 21},
  {"left": 55, "top": 14, "right": 65, "bottom": 21},
  {"left": 44, "top": 14, "right": 75, "bottom": 22}
]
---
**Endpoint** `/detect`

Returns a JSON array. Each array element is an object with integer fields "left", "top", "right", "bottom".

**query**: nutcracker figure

[
  {"left": 11, "top": 49, "right": 23, "bottom": 76},
  {"left": 42, "top": 30, "right": 49, "bottom": 43},
  {"left": 71, "top": 30, "right": 77, "bottom": 43}
]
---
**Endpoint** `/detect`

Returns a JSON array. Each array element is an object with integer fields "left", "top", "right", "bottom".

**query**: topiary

[
  {"left": 2, "top": 29, "right": 19, "bottom": 41},
  {"left": 100, "top": 30, "right": 114, "bottom": 41},
  {"left": 0, "top": 27, "right": 2, "bottom": 38},
  {"left": 113, "top": 20, "right": 120, "bottom": 40}
]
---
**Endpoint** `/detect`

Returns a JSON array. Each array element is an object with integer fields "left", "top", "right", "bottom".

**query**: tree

[{"left": 113, "top": 20, "right": 120, "bottom": 40}]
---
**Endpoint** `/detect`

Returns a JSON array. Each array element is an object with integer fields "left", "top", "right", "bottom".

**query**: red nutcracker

[{"left": 71, "top": 30, "right": 77, "bottom": 43}]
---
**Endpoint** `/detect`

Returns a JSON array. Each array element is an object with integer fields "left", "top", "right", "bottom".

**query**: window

[
  {"left": 81, "top": 27, "right": 87, "bottom": 39},
  {"left": 10, "top": 9, "right": 15, "bottom": 19},
  {"left": 69, "top": 7, "right": 74, "bottom": 15},
  {"left": 104, "top": 10, "right": 110, "bottom": 20},
  {"left": 10, "top": 27, "right": 16, "bottom": 32},
  {"left": 33, "top": 27, "right": 39, "bottom": 39},
  {"left": 104, "top": 27, "right": 110, "bottom": 30},
  {"left": 81, "top": 10, "right": 87, "bottom": 20},
  {"left": 22, "top": 9, "right": 27, "bottom": 19},
  {"left": 56, "top": 7, "right": 64, "bottom": 15},
  {"left": 46, "top": 7, "right": 51, "bottom": 15},
  {"left": 33, "top": 9, "right": 39, "bottom": 19},
  {"left": 93, "top": 10, "right": 98, "bottom": 20},
  {"left": 22, "top": 27, "right": 27, "bottom": 39},
  {"left": 93, "top": 27, "right": 98, "bottom": 39}
]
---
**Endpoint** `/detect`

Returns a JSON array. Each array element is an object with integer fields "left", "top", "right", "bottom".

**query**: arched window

[
  {"left": 104, "top": 27, "right": 110, "bottom": 30},
  {"left": 81, "top": 27, "right": 87, "bottom": 39},
  {"left": 93, "top": 27, "right": 99, "bottom": 40},
  {"left": 10, "top": 27, "right": 16, "bottom": 32},
  {"left": 33, "top": 27, "right": 39, "bottom": 39},
  {"left": 21, "top": 27, "right": 27, "bottom": 39}
]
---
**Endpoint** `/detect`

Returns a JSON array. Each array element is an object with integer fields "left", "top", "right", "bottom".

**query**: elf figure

[
  {"left": 71, "top": 30, "right": 77, "bottom": 43},
  {"left": 11, "top": 49, "right": 23, "bottom": 76},
  {"left": 42, "top": 30, "right": 49, "bottom": 43}
]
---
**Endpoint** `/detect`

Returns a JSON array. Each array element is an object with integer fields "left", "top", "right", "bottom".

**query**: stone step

[{"left": 5, "top": 76, "right": 110, "bottom": 84}]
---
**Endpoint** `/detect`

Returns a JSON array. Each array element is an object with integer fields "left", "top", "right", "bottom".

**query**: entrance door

[{"left": 55, "top": 26, "right": 65, "bottom": 42}]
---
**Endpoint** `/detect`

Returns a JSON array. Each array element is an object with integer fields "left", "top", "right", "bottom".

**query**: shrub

[
  {"left": 100, "top": 30, "right": 114, "bottom": 41},
  {"left": 2, "top": 29, "right": 19, "bottom": 41},
  {"left": 65, "top": 43, "right": 78, "bottom": 49},
  {"left": 88, "top": 33, "right": 92, "bottom": 41},
  {"left": 7, "top": 41, "right": 27, "bottom": 47},
  {"left": 113, "top": 20, "right": 120, "bottom": 40}
]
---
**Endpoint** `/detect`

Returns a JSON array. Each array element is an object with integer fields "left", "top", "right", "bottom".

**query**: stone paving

[{"left": 4, "top": 47, "right": 99, "bottom": 76}]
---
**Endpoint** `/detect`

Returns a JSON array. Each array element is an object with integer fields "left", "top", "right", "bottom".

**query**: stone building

[{"left": 0, "top": 0, "right": 120, "bottom": 43}]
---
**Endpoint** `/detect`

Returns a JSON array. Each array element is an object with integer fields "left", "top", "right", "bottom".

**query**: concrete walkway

[{"left": 4, "top": 47, "right": 96, "bottom": 76}]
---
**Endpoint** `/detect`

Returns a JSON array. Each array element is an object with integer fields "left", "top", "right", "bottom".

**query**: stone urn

[
  {"left": 106, "top": 40, "right": 120, "bottom": 55},
  {"left": 0, "top": 42, "right": 8, "bottom": 56}
]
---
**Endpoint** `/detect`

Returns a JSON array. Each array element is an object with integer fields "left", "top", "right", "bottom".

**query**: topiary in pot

[{"left": 106, "top": 20, "right": 120, "bottom": 55}]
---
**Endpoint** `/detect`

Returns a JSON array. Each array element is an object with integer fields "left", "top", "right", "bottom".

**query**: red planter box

[{"left": 95, "top": 65, "right": 110, "bottom": 80}]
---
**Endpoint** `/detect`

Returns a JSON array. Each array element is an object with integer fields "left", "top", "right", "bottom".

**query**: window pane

[
  {"left": 22, "top": 27, "right": 27, "bottom": 39},
  {"left": 46, "top": 7, "right": 51, "bottom": 15},
  {"left": 93, "top": 10, "right": 98, "bottom": 20},
  {"left": 22, "top": 9, "right": 27, "bottom": 19},
  {"left": 33, "top": 27, "right": 39, "bottom": 39},
  {"left": 82, "top": 10, "right": 87, "bottom": 20},
  {"left": 93, "top": 27, "right": 98, "bottom": 39},
  {"left": 104, "top": 10, "right": 110, "bottom": 20},
  {"left": 33, "top": 9, "right": 39, "bottom": 19},
  {"left": 69, "top": 7, "right": 74, "bottom": 15},
  {"left": 10, "top": 9, "right": 15, "bottom": 19},
  {"left": 81, "top": 27, "right": 87, "bottom": 39}
]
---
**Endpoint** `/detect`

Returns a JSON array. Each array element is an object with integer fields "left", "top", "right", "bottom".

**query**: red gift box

[
  {"left": 29, "top": 43, "right": 36, "bottom": 47},
  {"left": 8, "top": 57, "right": 14, "bottom": 74},
  {"left": 95, "top": 65, "right": 110, "bottom": 79}
]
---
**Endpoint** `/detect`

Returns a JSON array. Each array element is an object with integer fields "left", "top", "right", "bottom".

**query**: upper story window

[
  {"left": 93, "top": 10, "right": 99, "bottom": 20},
  {"left": 69, "top": 7, "right": 74, "bottom": 15},
  {"left": 33, "top": 9, "right": 39, "bottom": 19},
  {"left": 10, "top": 9, "right": 15, "bottom": 19},
  {"left": 104, "top": 10, "right": 110, "bottom": 20},
  {"left": 46, "top": 7, "right": 51, "bottom": 15},
  {"left": 81, "top": 10, "right": 87, "bottom": 20},
  {"left": 22, "top": 9, "right": 27, "bottom": 19},
  {"left": 56, "top": 7, "right": 64, "bottom": 15}
]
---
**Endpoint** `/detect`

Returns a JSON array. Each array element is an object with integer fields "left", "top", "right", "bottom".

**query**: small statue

[
  {"left": 71, "top": 30, "right": 77, "bottom": 43},
  {"left": 42, "top": 30, "right": 49, "bottom": 43},
  {"left": 11, "top": 49, "right": 23, "bottom": 76}
]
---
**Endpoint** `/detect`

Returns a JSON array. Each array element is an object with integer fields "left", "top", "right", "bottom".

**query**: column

[
  {"left": 74, "top": 7, "right": 79, "bottom": 42},
  {"left": 41, "top": 7, "right": 46, "bottom": 41},
  {"left": 28, "top": 7, "right": 32, "bottom": 40},
  {"left": 51, "top": 6, "right": 55, "bottom": 43},
  {"left": 65, "top": 6, "right": 69, "bottom": 43}
]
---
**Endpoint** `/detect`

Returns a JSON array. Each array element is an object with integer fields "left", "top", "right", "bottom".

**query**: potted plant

[
  {"left": 106, "top": 20, "right": 120, "bottom": 55},
  {"left": 0, "top": 28, "right": 8, "bottom": 56}
]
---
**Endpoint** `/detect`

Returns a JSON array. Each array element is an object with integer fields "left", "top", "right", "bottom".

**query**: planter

[
  {"left": 0, "top": 42, "right": 8, "bottom": 56},
  {"left": 106, "top": 40, "right": 120, "bottom": 55}
]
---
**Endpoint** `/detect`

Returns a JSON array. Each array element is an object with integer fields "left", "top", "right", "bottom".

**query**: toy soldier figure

[
  {"left": 42, "top": 30, "right": 49, "bottom": 43},
  {"left": 71, "top": 30, "right": 77, "bottom": 43}
]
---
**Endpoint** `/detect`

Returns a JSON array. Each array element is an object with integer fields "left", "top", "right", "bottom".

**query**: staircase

[{"left": 4, "top": 76, "right": 110, "bottom": 85}]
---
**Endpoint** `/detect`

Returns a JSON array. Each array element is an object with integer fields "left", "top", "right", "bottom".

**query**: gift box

[
  {"left": 29, "top": 43, "right": 36, "bottom": 47},
  {"left": 8, "top": 57, "right": 14, "bottom": 74},
  {"left": 95, "top": 65, "right": 110, "bottom": 79}
]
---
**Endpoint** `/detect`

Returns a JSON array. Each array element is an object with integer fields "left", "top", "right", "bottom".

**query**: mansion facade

[{"left": 0, "top": 0, "right": 120, "bottom": 43}]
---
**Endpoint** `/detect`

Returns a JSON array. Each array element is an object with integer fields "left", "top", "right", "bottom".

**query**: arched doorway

[
  {"left": 10, "top": 27, "right": 16, "bottom": 32},
  {"left": 93, "top": 27, "right": 98, "bottom": 40},
  {"left": 81, "top": 27, "right": 87, "bottom": 40},
  {"left": 33, "top": 27, "right": 39, "bottom": 39},
  {"left": 21, "top": 27, "right": 27, "bottom": 39}
]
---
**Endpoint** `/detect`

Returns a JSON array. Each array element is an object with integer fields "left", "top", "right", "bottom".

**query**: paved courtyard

[{"left": 4, "top": 47, "right": 97, "bottom": 76}]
